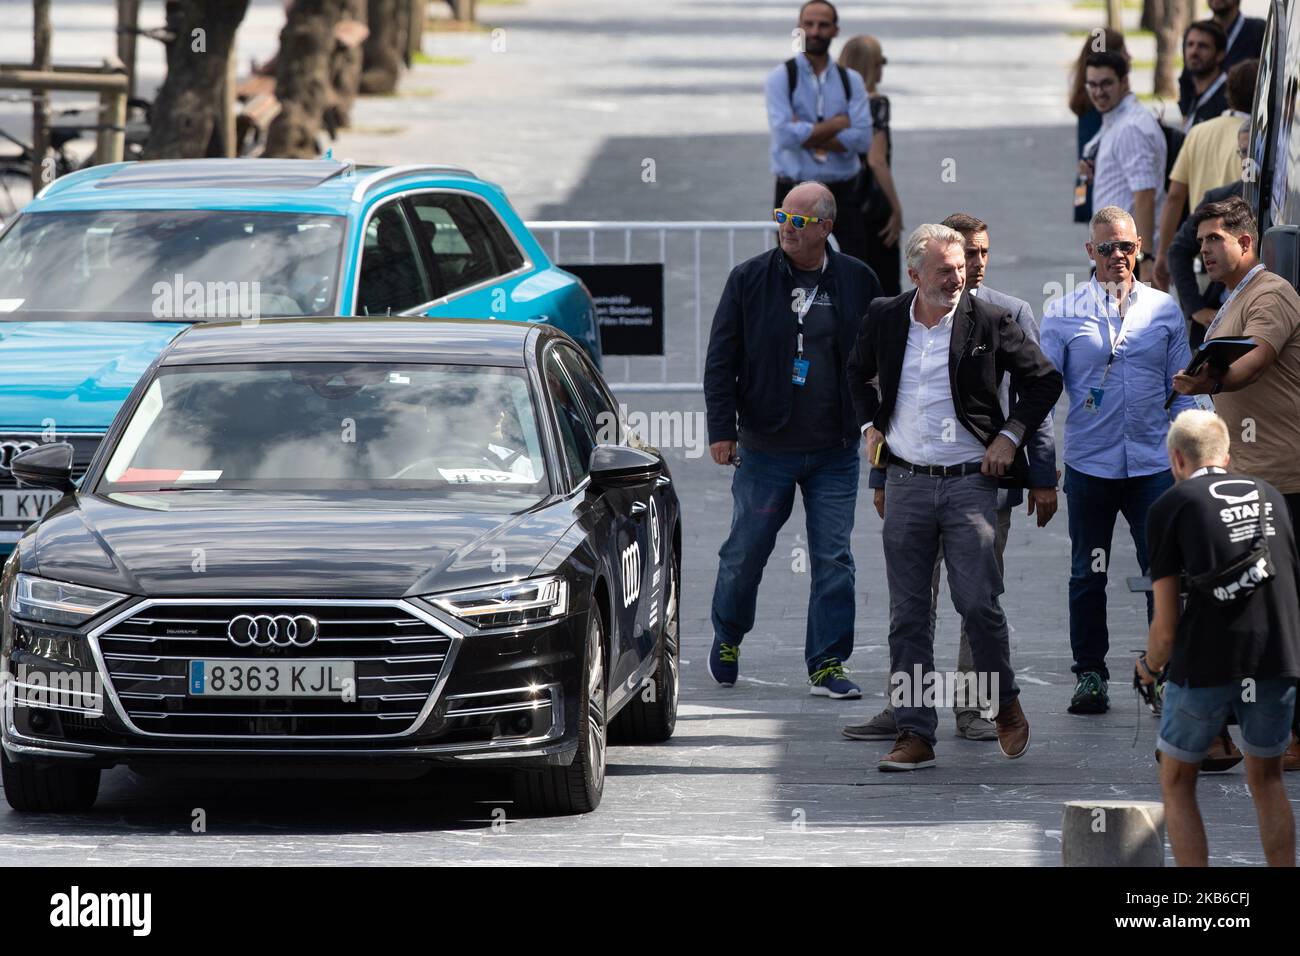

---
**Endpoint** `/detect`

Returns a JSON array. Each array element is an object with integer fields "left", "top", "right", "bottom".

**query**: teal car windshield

[
  {"left": 0, "top": 210, "right": 345, "bottom": 318},
  {"left": 99, "top": 362, "right": 549, "bottom": 496}
]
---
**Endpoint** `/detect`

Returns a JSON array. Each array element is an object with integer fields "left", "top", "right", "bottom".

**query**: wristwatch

[{"left": 1138, "top": 653, "right": 1161, "bottom": 678}]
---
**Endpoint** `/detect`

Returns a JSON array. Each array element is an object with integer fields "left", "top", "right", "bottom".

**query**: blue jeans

[
  {"left": 711, "top": 444, "right": 859, "bottom": 672},
  {"left": 1158, "top": 679, "right": 1297, "bottom": 763},
  {"left": 1063, "top": 465, "right": 1174, "bottom": 680}
]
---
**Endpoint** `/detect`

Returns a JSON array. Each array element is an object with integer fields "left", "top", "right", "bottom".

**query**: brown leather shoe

[
  {"left": 1200, "top": 728, "right": 1244, "bottom": 774},
  {"left": 878, "top": 731, "right": 936, "bottom": 772},
  {"left": 1283, "top": 734, "right": 1300, "bottom": 773},
  {"left": 993, "top": 697, "right": 1030, "bottom": 759}
]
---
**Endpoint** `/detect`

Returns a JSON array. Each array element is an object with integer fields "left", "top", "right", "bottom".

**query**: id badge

[
  {"left": 1083, "top": 386, "right": 1104, "bottom": 413},
  {"left": 792, "top": 357, "right": 810, "bottom": 386}
]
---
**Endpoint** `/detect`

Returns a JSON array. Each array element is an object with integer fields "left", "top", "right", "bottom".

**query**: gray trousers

[
  {"left": 879, "top": 504, "right": 1012, "bottom": 718},
  {"left": 881, "top": 464, "right": 1020, "bottom": 745}
]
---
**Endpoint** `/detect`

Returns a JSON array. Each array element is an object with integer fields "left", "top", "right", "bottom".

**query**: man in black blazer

[{"left": 846, "top": 223, "right": 1062, "bottom": 771}]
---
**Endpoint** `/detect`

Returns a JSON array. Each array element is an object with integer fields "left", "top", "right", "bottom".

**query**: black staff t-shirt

[{"left": 1146, "top": 470, "right": 1300, "bottom": 686}]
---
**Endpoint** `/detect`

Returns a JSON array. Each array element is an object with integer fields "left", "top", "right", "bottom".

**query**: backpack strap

[{"left": 786, "top": 58, "right": 854, "bottom": 113}]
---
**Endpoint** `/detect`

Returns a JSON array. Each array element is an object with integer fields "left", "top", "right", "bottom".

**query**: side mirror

[
  {"left": 10, "top": 442, "right": 76, "bottom": 494},
  {"left": 1262, "top": 225, "right": 1300, "bottom": 292},
  {"left": 588, "top": 444, "right": 662, "bottom": 489}
]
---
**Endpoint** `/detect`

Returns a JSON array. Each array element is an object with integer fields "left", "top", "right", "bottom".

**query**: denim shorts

[{"left": 1156, "top": 678, "right": 1297, "bottom": 763}]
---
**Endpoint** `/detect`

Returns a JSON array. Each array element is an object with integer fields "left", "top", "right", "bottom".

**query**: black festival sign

[{"left": 562, "top": 263, "right": 664, "bottom": 356}]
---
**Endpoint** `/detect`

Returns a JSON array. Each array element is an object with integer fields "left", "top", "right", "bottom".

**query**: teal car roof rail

[
  {"left": 33, "top": 161, "right": 124, "bottom": 201},
  {"left": 349, "top": 164, "right": 478, "bottom": 202},
  {"left": 26, "top": 160, "right": 485, "bottom": 216}
]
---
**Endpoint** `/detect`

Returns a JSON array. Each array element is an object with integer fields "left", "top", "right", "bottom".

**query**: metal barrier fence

[{"left": 526, "top": 220, "right": 782, "bottom": 392}]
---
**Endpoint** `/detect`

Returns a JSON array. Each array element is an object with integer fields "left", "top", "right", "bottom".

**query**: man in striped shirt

[{"left": 1079, "top": 51, "right": 1166, "bottom": 282}]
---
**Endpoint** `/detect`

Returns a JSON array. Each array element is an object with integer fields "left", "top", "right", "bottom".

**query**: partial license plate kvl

[{"left": 0, "top": 489, "right": 60, "bottom": 522}]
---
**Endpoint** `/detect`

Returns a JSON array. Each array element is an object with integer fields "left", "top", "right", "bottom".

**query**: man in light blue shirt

[
  {"left": 766, "top": 1, "right": 873, "bottom": 263},
  {"left": 1041, "top": 205, "right": 1196, "bottom": 716}
]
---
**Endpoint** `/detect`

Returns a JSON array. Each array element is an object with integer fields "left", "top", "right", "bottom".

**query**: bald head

[
  {"left": 784, "top": 181, "right": 836, "bottom": 221},
  {"left": 777, "top": 181, "right": 836, "bottom": 269}
]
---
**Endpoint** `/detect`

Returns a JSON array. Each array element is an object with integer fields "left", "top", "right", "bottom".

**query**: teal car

[{"left": 0, "top": 158, "right": 599, "bottom": 551}]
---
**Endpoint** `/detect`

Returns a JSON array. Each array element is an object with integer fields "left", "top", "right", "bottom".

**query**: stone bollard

[{"left": 1062, "top": 800, "right": 1166, "bottom": 867}]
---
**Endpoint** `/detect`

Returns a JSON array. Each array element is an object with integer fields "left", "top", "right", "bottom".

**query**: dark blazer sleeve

[
  {"left": 1009, "top": 299, "right": 1059, "bottom": 489},
  {"left": 994, "top": 305, "right": 1063, "bottom": 442},
  {"left": 1172, "top": 182, "right": 1243, "bottom": 317},
  {"left": 1167, "top": 207, "right": 1204, "bottom": 316},
  {"left": 703, "top": 268, "right": 744, "bottom": 444},
  {"left": 846, "top": 299, "right": 882, "bottom": 429}
]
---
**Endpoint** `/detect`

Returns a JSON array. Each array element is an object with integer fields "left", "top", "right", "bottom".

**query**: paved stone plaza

[{"left": 0, "top": 0, "right": 1288, "bottom": 864}]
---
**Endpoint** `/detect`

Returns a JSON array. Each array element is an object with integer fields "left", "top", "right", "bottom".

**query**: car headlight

[
  {"left": 9, "top": 573, "right": 127, "bottom": 627},
  {"left": 428, "top": 576, "right": 569, "bottom": 629}
]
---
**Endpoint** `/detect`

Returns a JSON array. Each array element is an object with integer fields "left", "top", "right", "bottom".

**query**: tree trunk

[
  {"left": 266, "top": 0, "right": 347, "bottom": 158},
  {"left": 31, "top": 0, "right": 51, "bottom": 193},
  {"left": 142, "top": 0, "right": 251, "bottom": 159},
  {"left": 326, "top": 0, "right": 367, "bottom": 133},
  {"left": 116, "top": 0, "right": 142, "bottom": 101},
  {"left": 406, "top": 0, "right": 424, "bottom": 66},
  {"left": 1106, "top": 0, "right": 1123, "bottom": 33},
  {"left": 361, "top": 0, "right": 406, "bottom": 94},
  {"left": 1148, "top": 0, "right": 1188, "bottom": 100},
  {"left": 1141, "top": 0, "right": 1155, "bottom": 32}
]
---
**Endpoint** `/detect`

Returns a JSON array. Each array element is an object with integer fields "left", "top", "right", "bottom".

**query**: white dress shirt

[{"left": 884, "top": 295, "right": 990, "bottom": 467}]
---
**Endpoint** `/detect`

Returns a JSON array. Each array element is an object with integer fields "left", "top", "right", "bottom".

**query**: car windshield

[
  {"left": 98, "top": 362, "right": 548, "bottom": 497},
  {"left": 0, "top": 210, "right": 344, "bottom": 317}
]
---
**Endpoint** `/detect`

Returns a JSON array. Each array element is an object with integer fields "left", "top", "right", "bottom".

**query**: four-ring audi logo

[
  {"left": 0, "top": 440, "right": 37, "bottom": 476},
  {"left": 227, "top": 614, "right": 319, "bottom": 647}
]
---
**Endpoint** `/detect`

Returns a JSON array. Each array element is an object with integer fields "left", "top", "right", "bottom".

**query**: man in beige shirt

[
  {"left": 1171, "top": 194, "right": 1300, "bottom": 773},
  {"left": 1154, "top": 59, "right": 1257, "bottom": 292},
  {"left": 1173, "top": 196, "right": 1300, "bottom": 506}
]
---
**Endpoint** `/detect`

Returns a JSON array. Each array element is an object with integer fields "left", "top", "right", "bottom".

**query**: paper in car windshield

[
  {"left": 438, "top": 468, "right": 535, "bottom": 484},
  {"left": 116, "top": 469, "right": 222, "bottom": 484}
]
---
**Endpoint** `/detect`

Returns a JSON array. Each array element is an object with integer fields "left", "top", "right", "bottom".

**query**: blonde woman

[{"left": 839, "top": 34, "right": 903, "bottom": 295}]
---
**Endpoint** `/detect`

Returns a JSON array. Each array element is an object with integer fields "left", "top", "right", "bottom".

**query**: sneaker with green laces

[
  {"left": 708, "top": 637, "right": 740, "bottom": 687},
  {"left": 1068, "top": 670, "right": 1109, "bottom": 714},
  {"left": 809, "top": 659, "right": 862, "bottom": 699}
]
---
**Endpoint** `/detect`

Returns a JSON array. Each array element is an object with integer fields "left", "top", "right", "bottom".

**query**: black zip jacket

[
  {"left": 704, "top": 246, "right": 883, "bottom": 445},
  {"left": 846, "top": 288, "right": 1063, "bottom": 488}
]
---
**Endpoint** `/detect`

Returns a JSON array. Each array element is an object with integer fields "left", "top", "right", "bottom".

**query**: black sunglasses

[{"left": 1096, "top": 240, "right": 1137, "bottom": 257}]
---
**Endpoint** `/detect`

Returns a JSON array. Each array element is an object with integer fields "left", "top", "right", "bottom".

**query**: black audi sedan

[{"left": 0, "top": 318, "right": 680, "bottom": 815}]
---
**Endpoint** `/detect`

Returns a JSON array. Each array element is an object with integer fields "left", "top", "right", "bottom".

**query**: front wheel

[
  {"left": 511, "top": 610, "right": 606, "bottom": 815},
  {"left": 610, "top": 546, "right": 679, "bottom": 743},
  {"left": 1, "top": 748, "right": 100, "bottom": 812}
]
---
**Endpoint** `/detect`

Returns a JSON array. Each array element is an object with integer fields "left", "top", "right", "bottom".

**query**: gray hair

[
  {"left": 905, "top": 223, "right": 965, "bottom": 272},
  {"left": 1089, "top": 204, "right": 1135, "bottom": 237},
  {"left": 1168, "top": 409, "right": 1231, "bottom": 467},
  {"left": 788, "top": 181, "right": 837, "bottom": 221}
]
